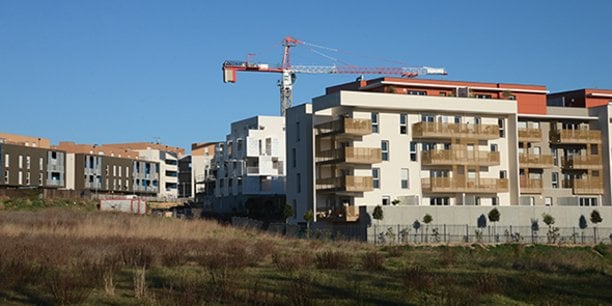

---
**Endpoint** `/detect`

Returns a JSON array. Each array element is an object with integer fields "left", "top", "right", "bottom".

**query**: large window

[
  {"left": 430, "top": 197, "right": 449, "bottom": 205},
  {"left": 296, "top": 173, "right": 301, "bottom": 193},
  {"left": 381, "top": 140, "right": 389, "bottom": 161},
  {"left": 292, "top": 148, "right": 297, "bottom": 168},
  {"left": 372, "top": 168, "right": 380, "bottom": 189},
  {"left": 401, "top": 168, "right": 409, "bottom": 189},
  {"left": 371, "top": 112, "right": 379, "bottom": 133}
]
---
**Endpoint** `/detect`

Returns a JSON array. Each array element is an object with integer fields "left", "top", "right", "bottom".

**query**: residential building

[
  {"left": 102, "top": 142, "right": 185, "bottom": 199},
  {"left": 191, "top": 142, "right": 221, "bottom": 202},
  {"left": 0, "top": 133, "right": 65, "bottom": 189},
  {"left": 208, "top": 116, "right": 286, "bottom": 213},
  {"left": 57, "top": 142, "right": 159, "bottom": 196},
  {"left": 286, "top": 78, "right": 611, "bottom": 224},
  {"left": 178, "top": 155, "right": 192, "bottom": 198}
]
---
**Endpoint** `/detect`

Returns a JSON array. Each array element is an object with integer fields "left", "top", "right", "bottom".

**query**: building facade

[
  {"left": 208, "top": 116, "right": 286, "bottom": 213},
  {"left": 191, "top": 142, "right": 220, "bottom": 201},
  {"left": 0, "top": 142, "right": 66, "bottom": 189},
  {"left": 286, "top": 78, "right": 612, "bottom": 224}
]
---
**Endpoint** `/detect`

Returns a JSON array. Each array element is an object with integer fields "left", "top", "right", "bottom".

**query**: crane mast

[{"left": 223, "top": 36, "right": 447, "bottom": 116}]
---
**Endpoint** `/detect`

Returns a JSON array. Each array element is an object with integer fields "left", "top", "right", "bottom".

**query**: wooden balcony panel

[
  {"left": 421, "top": 149, "right": 500, "bottom": 166},
  {"left": 421, "top": 177, "right": 508, "bottom": 193},
  {"left": 550, "top": 129, "right": 602, "bottom": 144},
  {"left": 316, "top": 118, "right": 372, "bottom": 137},
  {"left": 412, "top": 122, "right": 499, "bottom": 140},
  {"left": 317, "top": 147, "right": 382, "bottom": 165},
  {"left": 572, "top": 178, "right": 604, "bottom": 195},
  {"left": 519, "top": 154, "right": 554, "bottom": 168},
  {"left": 520, "top": 178, "right": 543, "bottom": 194},
  {"left": 316, "top": 176, "right": 374, "bottom": 193},
  {"left": 563, "top": 155, "right": 603, "bottom": 170},
  {"left": 518, "top": 128, "right": 542, "bottom": 142}
]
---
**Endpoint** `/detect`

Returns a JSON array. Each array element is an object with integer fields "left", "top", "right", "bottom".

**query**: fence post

[
  {"left": 397, "top": 224, "right": 400, "bottom": 244},
  {"left": 466, "top": 224, "right": 469, "bottom": 243},
  {"left": 573, "top": 227, "right": 576, "bottom": 244},
  {"left": 443, "top": 224, "right": 447, "bottom": 243},
  {"left": 509, "top": 225, "right": 513, "bottom": 243},
  {"left": 594, "top": 227, "right": 597, "bottom": 244}
]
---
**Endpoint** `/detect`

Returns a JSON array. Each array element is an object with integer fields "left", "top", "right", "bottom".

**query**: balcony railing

[
  {"left": 518, "top": 128, "right": 542, "bottom": 142},
  {"left": 319, "top": 205, "right": 360, "bottom": 223},
  {"left": 550, "top": 129, "right": 602, "bottom": 144},
  {"left": 563, "top": 155, "right": 603, "bottom": 170},
  {"left": 316, "top": 175, "right": 374, "bottom": 193},
  {"left": 317, "top": 147, "right": 382, "bottom": 165},
  {"left": 412, "top": 122, "right": 499, "bottom": 140},
  {"left": 519, "top": 154, "right": 554, "bottom": 168},
  {"left": 421, "top": 149, "right": 500, "bottom": 166},
  {"left": 520, "top": 177, "right": 543, "bottom": 194},
  {"left": 421, "top": 176, "right": 508, "bottom": 193},
  {"left": 316, "top": 118, "right": 372, "bottom": 137},
  {"left": 568, "top": 177, "right": 604, "bottom": 195}
]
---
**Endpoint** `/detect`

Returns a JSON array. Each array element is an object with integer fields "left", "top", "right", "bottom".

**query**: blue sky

[{"left": 1, "top": 1, "right": 611, "bottom": 152}]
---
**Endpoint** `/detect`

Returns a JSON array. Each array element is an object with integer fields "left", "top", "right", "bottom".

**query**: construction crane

[{"left": 223, "top": 36, "right": 448, "bottom": 117}]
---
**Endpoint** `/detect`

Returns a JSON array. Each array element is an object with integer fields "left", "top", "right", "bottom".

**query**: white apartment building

[
  {"left": 286, "top": 78, "right": 610, "bottom": 224},
  {"left": 209, "top": 116, "right": 286, "bottom": 213},
  {"left": 136, "top": 148, "right": 179, "bottom": 199}
]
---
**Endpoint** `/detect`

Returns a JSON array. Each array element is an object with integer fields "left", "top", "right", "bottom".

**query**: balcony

[
  {"left": 550, "top": 129, "right": 602, "bottom": 144},
  {"left": 519, "top": 154, "right": 554, "bottom": 168},
  {"left": 563, "top": 155, "right": 603, "bottom": 170},
  {"left": 520, "top": 177, "right": 543, "bottom": 194},
  {"left": 317, "top": 147, "right": 382, "bottom": 165},
  {"left": 421, "top": 176, "right": 508, "bottom": 193},
  {"left": 412, "top": 122, "right": 499, "bottom": 140},
  {"left": 316, "top": 118, "right": 372, "bottom": 137},
  {"left": 316, "top": 175, "right": 374, "bottom": 193},
  {"left": 518, "top": 128, "right": 542, "bottom": 142},
  {"left": 421, "top": 149, "right": 500, "bottom": 166},
  {"left": 567, "top": 177, "right": 604, "bottom": 195}
]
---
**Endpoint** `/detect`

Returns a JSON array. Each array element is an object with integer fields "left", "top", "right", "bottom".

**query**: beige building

[{"left": 285, "top": 78, "right": 610, "bottom": 224}]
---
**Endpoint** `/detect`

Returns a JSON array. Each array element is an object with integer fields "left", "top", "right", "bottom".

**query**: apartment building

[
  {"left": 0, "top": 133, "right": 65, "bottom": 189},
  {"left": 191, "top": 142, "right": 220, "bottom": 201},
  {"left": 57, "top": 142, "right": 159, "bottom": 196},
  {"left": 102, "top": 143, "right": 185, "bottom": 199},
  {"left": 286, "top": 78, "right": 611, "bottom": 223},
  {"left": 208, "top": 116, "right": 286, "bottom": 213}
]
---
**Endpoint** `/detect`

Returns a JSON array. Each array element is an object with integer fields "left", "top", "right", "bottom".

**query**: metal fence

[{"left": 369, "top": 224, "right": 612, "bottom": 245}]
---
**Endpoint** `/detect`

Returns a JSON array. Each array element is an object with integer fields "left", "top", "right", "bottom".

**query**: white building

[{"left": 209, "top": 116, "right": 286, "bottom": 213}]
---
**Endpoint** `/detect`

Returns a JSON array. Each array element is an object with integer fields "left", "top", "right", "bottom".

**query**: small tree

[
  {"left": 304, "top": 209, "right": 314, "bottom": 239},
  {"left": 531, "top": 218, "right": 539, "bottom": 244},
  {"left": 579, "top": 215, "right": 588, "bottom": 243},
  {"left": 283, "top": 204, "right": 294, "bottom": 224},
  {"left": 488, "top": 208, "right": 501, "bottom": 242},
  {"left": 413, "top": 220, "right": 421, "bottom": 243},
  {"left": 542, "top": 213, "right": 559, "bottom": 244},
  {"left": 422, "top": 214, "right": 433, "bottom": 242},
  {"left": 476, "top": 214, "right": 487, "bottom": 242},
  {"left": 591, "top": 210, "right": 603, "bottom": 243},
  {"left": 372, "top": 206, "right": 383, "bottom": 243}
]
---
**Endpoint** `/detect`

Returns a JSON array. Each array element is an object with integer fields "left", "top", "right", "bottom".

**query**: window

[
  {"left": 4, "top": 154, "right": 9, "bottom": 168},
  {"left": 296, "top": 173, "right": 301, "bottom": 193},
  {"left": 372, "top": 168, "right": 380, "bottom": 189},
  {"left": 400, "top": 113, "right": 407, "bottom": 134},
  {"left": 421, "top": 114, "right": 434, "bottom": 122},
  {"left": 296, "top": 122, "right": 301, "bottom": 142},
  {"left": 38, "top": 173, "right": 43, "bottom": 185},
  {"left": 26, "top": 156, "right": 30, "bottom": 169},
  {"left": 492, "top": 197, "right": 498, "bottom": 206},
  {"left": 579, "top": 197, "right": 597, "bottom": 206},
  {"left": 18, "top": 171, "right": 22, "bottom": 185},
  {"left": 551, "top": 172, "right": 559, "bottom": 189},
  {"left": 39, "top": 157, "right": 43, "bottom": 170},
  {"left": 382, "top": 196, "right": 390, "bottom": 206},
  {"left": 454, "top": 116, "right": 461, "bottom": 124},
  {"left": 499, "top": 170, "right": 507, "bottom": 179},
  {"left": 474, "top": 116, "right": 481, "bottom": 125},
  {"left": 545, "top": 197, "right": 552, "bottom": 206},
  {"left": 118, "top": 166, "right": 122, "bottom": 177},
  {"left": 490, "top": 144, "right": 498, "bottom": 152},
  {"left": 401, "top": 168, "right": 409, "bottom": 189},
  {"left": 430, "top": 197, "right": 449, "bottom": 205},
  {"left": 371, "top": 112, "right": 379, "bottom": 133},
  {"left": 113, "top": 165, "right": 116, "bottom": 176},
  {"left": 591, "top": 144, "right": 599, "bottom": 155},
  {"left": 381, "top": 140, "right": 389, "bottom": 161},
  {"left": 18, "top": 155, "right": 23, "bottom": 169},
  {"left": 237, "top": 139, "right": 243, "bottom": 151},
  {"left": 475, "top": 94, "right": 492, "bottom": 99},
  {"left": 25, "top": 172, "right": 30, "bottom": 185},
  {"left": 439, "top": 91, "right": 447, "bottom": 96},
  {"left": 409, "top": 90, "right": 427, "bottom": 96},
  {"left": 498, "top": 118, "right": 505, "bottom": 137},
  {"left": 410, "top": 142, "right": 418, "bottom": 161},
  {"left": 292, "top": 148, "right": 297, "bottom": 168}
]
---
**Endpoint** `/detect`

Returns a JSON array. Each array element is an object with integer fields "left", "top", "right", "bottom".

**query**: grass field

[{"left": 0, "top": 207, "right": 610, "bottom": 305}]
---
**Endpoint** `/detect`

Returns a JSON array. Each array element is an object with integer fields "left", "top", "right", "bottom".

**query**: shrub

[
  {"left": 361, "top": 251, "right": 385, "bottom": 271},
  {"left": 272, "top": 252, "right": 314, "bottom": 272},
  {"left": 400, "top": 264, "right": 432, "bottom": 292},
  {"left": 315, "top": 251, "right": 351, "bottom": 270}
]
